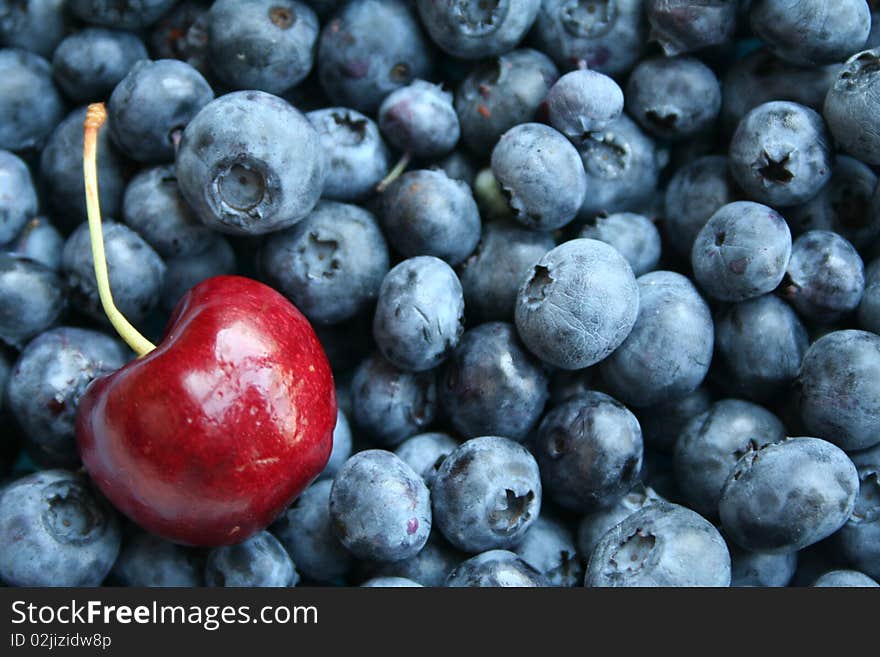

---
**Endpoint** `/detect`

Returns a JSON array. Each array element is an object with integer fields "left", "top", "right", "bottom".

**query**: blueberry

[
  {"left": 534, "top": 391, "right": 643, "bottom": 512},
  {"left": 721, "top": 47, "right": 838, "bottom": 132},
  {"left": 636, "top": 388, "right": 712, "bottom": 453},
  {"left": 378, "top": 80, "right": 460, "bottom": 159},
  {"left": 601, "top": 271, "right": 713, "bottom": 408},
  {"left": 208, "top": 0, "right": 319, "bottom": 94},
  {"left": 205, "top": 530, "right": 298, "bottom": 587},
  {"left": 69, "top": 0, "right": 177, "bottom": 29},
  {"left": 111, "top": 531, "right": 203, "bottom": 587},
  {"left": 512, "top": 515, "right": 582, "bottom": 587},
  {"left": 108, "top": 59, "right": 213, "bottom": 163},
  {"left": 691, "top": 201, "right": 792, "bottom": 302},
  {"left": 160, "top": 235, "right": 236, "bottom": 313},
  {"left": 0, "top": 469, "right": 121, "bottom": 586},
  {"left": 664, "top": 155, "right": 739, "bottom": 258},
  {"left": 674, "top": 399, "right": 786, "bottom": 518},
  {"left": 431, "top": 150, "right": 477, "bottom": 187},
  {"left": 837, "top": 464, "right": 880, "bottom": 581},
  {"left": 787, "top": 155, "right": 879, "bottom": 250},
  {"left": 306, "top": 107, "right": 390, "bottom": 202},
  {"left": 719, "top": 437, "right": 859, "bottom": 553},
  {"left": 645, "top": 0, "right": 738, "bottom": 56},
  {"left": 584, "top": 501, "right": 731, "bottom": 587},
  {"left": 729, "top": 101, "right": 832, "bottom": 207},
  {"left": 373, "top": 256, "right": 464, "bottom": 372},
  {"left": 367, "top": 532, "right": 463, "bottom": 586},
  {"left": 576, "top": 484, "right": 664, "bottom": 558},
  {"left": 812, "top": 570, "right": 879, "bottom": 587},
  {"left": 0, "top": 49, "right": 64, "bottom": 152},
  {"left": 459, "top": 219, "right": 555, "bottom": 323},
  {"left": 783, "top": 230, "right": 865, "bottom": 323},
  {"left": 317, "top": 0, "right": 434, "bottom": 114},
  {"left": 824, "top": 48, "right": 880, "bottom": 165},
  {"left": 797, "top": 330, "right": 880, "bottom": 452},
  {"left": 576, "top": 114, "right": 664, "bottom": 218},
  {"left": 515, "top": 238, "right": 638, "bottom": 370},
  {"left": 491, "top": 123, "right": 586, "bottom": 232},
  {"left": 321, "top": 409, "right": 353, "bottom": 480},
  {"left": 7, "top": 327, "right": 126, "bottom": 467},
  {"left": 123, "top": 165, "right": 214, "bottom": 259},
  {"left": 0, "top": 150, "right": 38, "bottom": 243},
  {"left": 176, "top": 91, "right": 327, "bottom": 235},
  {"left": 714, "top": 294, "right": 809, "bottom": 401},
  {"left": 729, "top": 546, "right": 797, "bottom": 587},
  {"left": 578, "top": 212, "right": 661, "bottom": 276},
  {"left": 7, "top": 218, "right": 65, "bottom": 272},
  {"left": 330, "top": 449, "right": 431, "bottom": 562},
  {"left": 858, "top": 258, "right": 880, "bottom": 334},
  {"left": 750, "top": 0, "right": 870, "bottom": 67},
  {"left": 455, "top": 48, "right": 558, "bottom": 156},
  {"left": 394, "top": 432, "right": 459, "bottom": 488},
  {"left": 63, "top": 220, "right": 166, "bottom": 326},
  {"left": 532, "top": 0, "right": 646, "bottom": 76},
  {"left": 445, "top": 549, "right": 547, "bottom": 587},
  {"left": 432, "top": 435, "right": 541, "bottom": 552},
  {"left": 40, "top": 106, "right": 126, "bottom": 228},
  {"left": 441, "top": 322, "right": 548, "bottom": 442},
  {"left": 0, "top": 254, "right": 65, "bottom": 349},
  {"left": 150, "top": 5, "right": 210, "bottom": 75},
  {"left": 350, "top": 352, "right": 437, "bottom": 447},
  {"left": 380, "top": 170, "right": 480, "bottom": 266},
  {"left": 260, "top": 201, "right": 389, "bottom": 325},
  {"left": 626, "top": 56, "right": 722, "bottom": 140},
  {"left": 272, "top": 479, "right": 353, "bottom": 583},
  {"left": 361, "top": 576, "right": 423, "bottom": 587},
  {"left": 52, "top": 28, "right": 148, "bottom": 104},
  {"left": 0, "top": 0, "right": 69, "bottom": 58},
  {"left": 416, "top": 0, "right": 540, "bottom": 59},
  {"left": 546, "top": 69, "right": 623, "bottom": 140}
]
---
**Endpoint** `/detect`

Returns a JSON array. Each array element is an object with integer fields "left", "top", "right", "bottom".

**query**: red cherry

[
  {"left": 75, "top": 104, "right": 335, "bottom": 546},
  {"left": 77, "top": 276, "right": 335, "bottom": 546}
]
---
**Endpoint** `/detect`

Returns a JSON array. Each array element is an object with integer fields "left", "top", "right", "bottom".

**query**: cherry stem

[
  {"left": 83, "top": 103, "right": 156, "bottom": 358},
  {"left": 376, "top": 152, "right": 411, "bottom": 193}
]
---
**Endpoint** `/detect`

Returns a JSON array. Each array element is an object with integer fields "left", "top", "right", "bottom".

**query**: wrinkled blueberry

[
  {"left": 515, "top": 238, "right": 639, "bottom": 370},
  {"left": 373, "top": 256, "right": 464, "bottom": 372}
]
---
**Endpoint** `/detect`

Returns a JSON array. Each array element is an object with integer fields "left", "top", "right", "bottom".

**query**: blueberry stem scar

[{"left": 83, "top": 102, "right": 156, "bottom": 358}]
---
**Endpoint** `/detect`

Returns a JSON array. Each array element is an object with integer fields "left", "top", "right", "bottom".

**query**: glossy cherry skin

[{"left": 76, "top": 275, "right": 336, "bottom": 546}]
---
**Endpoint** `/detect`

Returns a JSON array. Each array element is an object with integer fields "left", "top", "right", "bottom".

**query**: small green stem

[
  {"left": 83, "top": 103, "right": 156, "bottom": 358},
  {"left": 376, "top": 152, "right": 411, "bottom": 193}
]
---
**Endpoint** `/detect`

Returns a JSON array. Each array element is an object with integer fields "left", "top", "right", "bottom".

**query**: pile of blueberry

[{"left": 1, "top": 0, "right": 880, "bottom": 588}]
